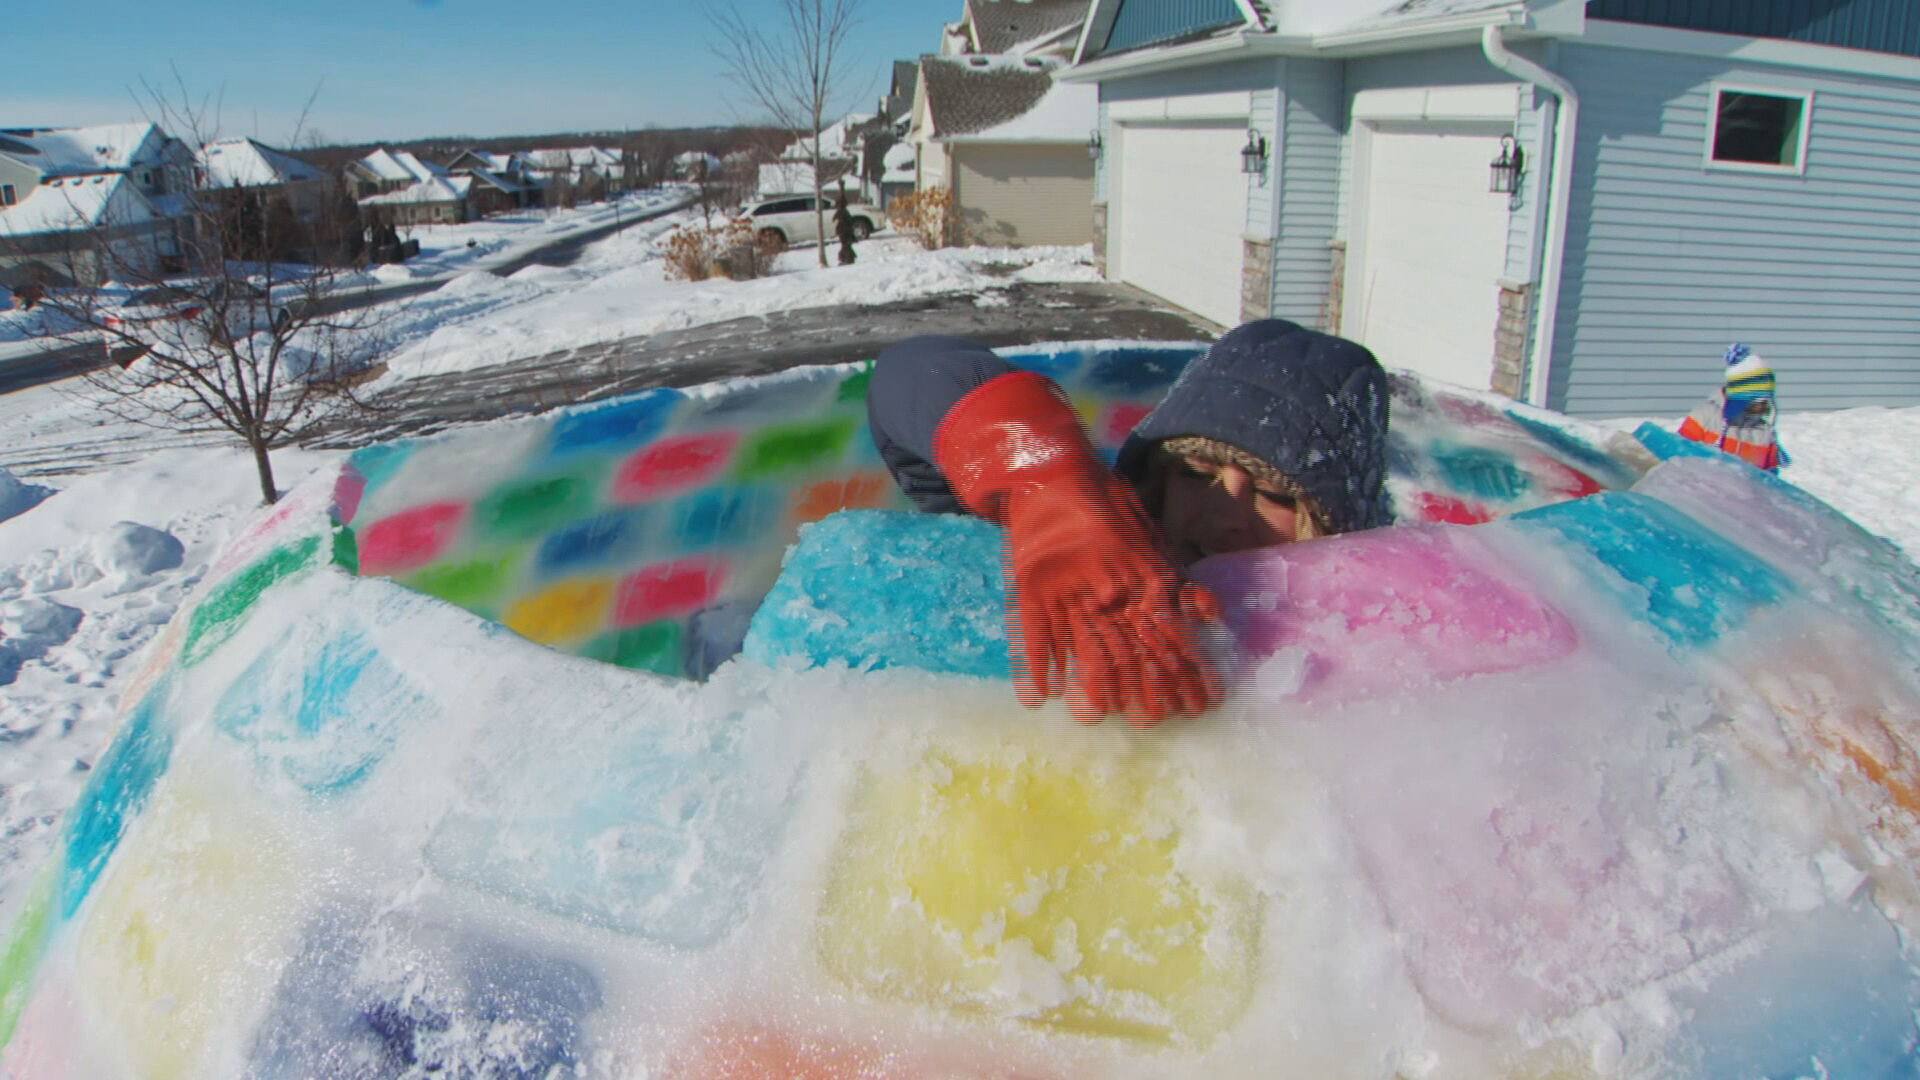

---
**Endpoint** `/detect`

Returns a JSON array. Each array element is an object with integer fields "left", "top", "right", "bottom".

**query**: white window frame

[
  {"left": 1704, "top": 83, "right": 1814, "bottom": 176},
  {"left": 0, "top": 183, "right": 15, "bottom": 206}
]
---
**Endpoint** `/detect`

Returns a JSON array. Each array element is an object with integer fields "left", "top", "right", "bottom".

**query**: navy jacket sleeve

[{"left": 867, "top": 335, "right": 1018, "bottom": 514}]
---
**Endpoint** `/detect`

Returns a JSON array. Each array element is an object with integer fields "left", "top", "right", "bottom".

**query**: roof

[
  {"left": 0, "top": 172, "right": 155, "bottom": 235},
  {"left": 354, "top": 147, "right": 444, "bottom": 183},
  {"left": 0, "top": 123, "right": 167, "bottom": 176},
  {"left": 463, "top": 167, "right": 523, "bottom": 194},
  {"left": 360, "top": 174, "right": 471, "bottom": 206},
  {"left": 526, "top": 147, "right": 621, "bottom": 170},
  {"left": 881, "top": 141, "right": 917, "bottom": 182},
  {"left": 967, "top": 0, "right": 1089, "bottom": 53},
  {"left": 919, "top": 56, "right": 1059, "bottom": 138},
  {"left": 945, "top": 68, "right": 1096, "bottom": 141},
  {"left": 198, "top": 137, "right": 325, "bottom": 188},
  {"left": 779, "top": 114, "right": 875, "bottom": 161}
]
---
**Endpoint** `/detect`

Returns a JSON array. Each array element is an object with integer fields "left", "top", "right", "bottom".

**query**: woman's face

[{"left": 1158, "top": 455, "right": 1307, "bottom": 565}]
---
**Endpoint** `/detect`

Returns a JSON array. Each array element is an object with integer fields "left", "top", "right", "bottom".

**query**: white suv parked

[{"left": 741, "top": 195, "right": 879, "bottom": 249}]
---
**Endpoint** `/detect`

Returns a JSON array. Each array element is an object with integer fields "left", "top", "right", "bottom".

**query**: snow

[
  {"left": 0, "top": 124, "right": 162, "bottom": 175},
  {"left": 197, "top": 137, "right": 324, "bottom": 189},
  {"left": 374, "top": 231, "right": 1102, "bottom": 380},
  {"left": 359, "top": 174, "right": 470, "bottom": 205},
  {"left": 0, "top": 172, "right": 154, "bottom": 235},
  {"left": 0, "top": 445, "right": 339, "bottom": 890},
  {"left": 882, "top": 141, "right": 917, "bottom": 182}
]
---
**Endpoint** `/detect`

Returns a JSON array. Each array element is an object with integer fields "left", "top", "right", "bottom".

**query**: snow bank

[{"left": 3, "top": 345, "right": 1918, "bottom": 1078}]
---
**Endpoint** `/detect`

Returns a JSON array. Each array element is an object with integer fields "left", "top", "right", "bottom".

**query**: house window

[
  {"left": 1707, "top": 85, "right": 1812, "bottom": 174},
  {"left": 1, "top": 184, "right": 14, "bottom": 206}
]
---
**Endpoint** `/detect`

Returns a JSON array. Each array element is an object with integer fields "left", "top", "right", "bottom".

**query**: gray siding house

[{"left": 1065, "top": 0, "right": 1920, "bottom": 416}]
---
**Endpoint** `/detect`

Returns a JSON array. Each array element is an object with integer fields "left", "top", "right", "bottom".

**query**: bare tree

[
  {"left": 709, "top": 0, "right": 866, "bottom": 268},
  {"left": 14, "top": 78, "right": 392, "bottom": 505}
]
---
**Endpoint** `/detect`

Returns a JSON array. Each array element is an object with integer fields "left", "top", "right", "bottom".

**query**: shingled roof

[
  {"left": 966, "top": 0, "right": 1089, "bottom": 53},
  {"left": 920, "top": 56, "right": 1058, "bottom": 138}
]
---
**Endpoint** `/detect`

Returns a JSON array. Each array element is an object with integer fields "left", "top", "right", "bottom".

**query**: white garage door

[
  {"left": 955, "top": 143, "right": 1094, "bottom": 247},
  {"left": 1347, "top": 124, "right": 1513, "bottom": 390},
  {"left": 1115, "top": 123, "right": 1246, "bottom": 327}
]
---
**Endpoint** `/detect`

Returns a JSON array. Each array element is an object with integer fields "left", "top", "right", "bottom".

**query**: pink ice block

[{"left": 1191, "top": 525, "right": 1579, "bottom": 705}]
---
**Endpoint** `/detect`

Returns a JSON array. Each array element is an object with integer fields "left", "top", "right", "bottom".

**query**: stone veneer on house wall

[
  {"left": 1090, "top": 202, "right": 1107, "bottom": 277},
  {"left": 1322, "top": 240, "right": 1347, "bottom": 336},
  {"left": 1240, "top": 237, "right": 1273, "bottom": 325},
  {"left": 1493, "top": 283, "right": 1532, "bottom": 400}
]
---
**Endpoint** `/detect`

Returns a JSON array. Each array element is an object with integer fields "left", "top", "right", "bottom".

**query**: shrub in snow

[
  {"left": 663, "top": 220, "right": 777, "bottom": 283},
  {"left": 887, "top": 187, "right": 958, "bottom": 250}
]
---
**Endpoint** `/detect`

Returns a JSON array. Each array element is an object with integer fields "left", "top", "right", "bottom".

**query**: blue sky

[{"left": 8, "top": 0, "right": 956, "bottom": 145}]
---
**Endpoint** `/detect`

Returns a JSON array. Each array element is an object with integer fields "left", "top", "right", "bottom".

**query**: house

[
  {"left": 1066, "top": 0, "right": 1920, "bottom": 416},
  {"left": 0, "top": 123, "right": 193, "bottom": 285},
  {"left": 757, "top": 114, "right": 872, "bottom": 198},
  {"left": 525, "top": 147, "right": 625, "bottom": 198},
  {"left": 909, "top": 54, "right": 1098, "bottom": 246},
  {"left": 943, "top": 0, "right": 1089, "bottom": 60},
  {"left": 361, "top": 174, "right": 473, "bottom": 226},
  {"left": 673, "top": 151, "right": 723, "bottom": 180},
  {"left": 445, "top": 150, "right": 540, "bottom": 208},
  {"left": 198, "top": 137, "right": 329, "bottom": 219},
  {"left": 0, "top": 171, "right": 163, "bottom": 287},
  {"left": 349, "top": 148, "right": 508, "bottom": 222}
]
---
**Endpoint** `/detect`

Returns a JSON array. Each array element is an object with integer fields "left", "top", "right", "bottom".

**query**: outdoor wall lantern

[
  {"left": 1240, "top": 130, "right": 1269, "bottom": 176},
  {"left": 1087, "top": 128, "right": 1104, "bottom": 160},
  {"left": 1490, "top": 134, "right": 1526, "bottom": 194}
]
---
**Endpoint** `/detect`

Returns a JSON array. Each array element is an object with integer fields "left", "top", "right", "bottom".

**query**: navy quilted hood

[{"left": 1116, "top": 319, "right": 1393, "bottom": 535}]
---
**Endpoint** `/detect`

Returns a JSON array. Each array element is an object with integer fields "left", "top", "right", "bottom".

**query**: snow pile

[
  {"left": 3, "top": 346, "right": 1917, "bottom": 1077},
  {"left": 0, "top": 470, "right": 52, "bottom": 525}
]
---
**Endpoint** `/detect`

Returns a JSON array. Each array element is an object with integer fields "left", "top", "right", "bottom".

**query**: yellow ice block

[
  {"left": 73, "top": 768, "right": 303, "bottom": 1080},
  {"left": 816, "top": 742, "right": 1258, "bottom": 1047}
]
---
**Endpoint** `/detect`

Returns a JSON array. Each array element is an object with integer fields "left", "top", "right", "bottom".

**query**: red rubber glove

[{"left": 933, "top": 371, "right": 1221, "bottom": 725}]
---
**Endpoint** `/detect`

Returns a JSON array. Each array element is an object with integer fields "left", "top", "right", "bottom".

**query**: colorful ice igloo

[{"left": 4, "top": 342, "right": 1920, "bottom": 1079}]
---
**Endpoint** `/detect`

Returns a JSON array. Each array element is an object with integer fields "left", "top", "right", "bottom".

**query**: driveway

[{"left": 303, "top": 280, "right": 1217, "bottom": 447}]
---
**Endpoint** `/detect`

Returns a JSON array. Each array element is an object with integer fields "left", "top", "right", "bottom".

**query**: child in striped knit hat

[{"left": 1678, "top": 344, "right": 1791, "bottom": 473}]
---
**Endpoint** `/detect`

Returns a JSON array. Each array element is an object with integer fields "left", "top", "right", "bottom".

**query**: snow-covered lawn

[
  {"left": 0, "top": 187, "right": 692, "bottom": 365},
  {"left": 371, "top": 231, "right": 1103, "bottom": 381}
]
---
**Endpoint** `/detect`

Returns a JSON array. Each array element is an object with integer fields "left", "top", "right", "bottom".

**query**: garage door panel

[
  {"left": 955, "top": 144, "right": 1094, "bottom": 247},
  {"left": 1349, "top": 126, "right": 1512, "bottom": 391},
  {"left": 1115, "top": 123, "right": 1246, "bottom": 327}
]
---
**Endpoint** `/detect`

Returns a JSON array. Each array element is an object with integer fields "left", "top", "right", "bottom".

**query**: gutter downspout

[{"left": 1481, "top": 23, "right": 1577, "bottom": 410}]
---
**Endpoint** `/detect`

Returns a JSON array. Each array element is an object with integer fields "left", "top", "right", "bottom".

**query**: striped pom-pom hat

[{"left": 1722, "top": 343, "right": 1778, "bottom": 426}]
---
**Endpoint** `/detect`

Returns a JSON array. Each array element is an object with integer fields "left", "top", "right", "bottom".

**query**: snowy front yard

[
  {"left": 2, "top": 202, "right": 1919, "bottom": 941},
  {"left": 0, "top": 187, "right": 690, "bottom": 364}
]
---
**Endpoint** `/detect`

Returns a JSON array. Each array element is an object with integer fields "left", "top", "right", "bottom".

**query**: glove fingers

[
  {"left": 1088, "top": 616, "right": 1153, "bottom": 726},
  {"left": 1011, "top": 600, "right": 1059, "bottom": 709}
]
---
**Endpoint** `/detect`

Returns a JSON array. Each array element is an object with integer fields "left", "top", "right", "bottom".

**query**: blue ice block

[
  {"left": 1669, "top": 901, "right": 1920, "bottom": 1079},
  {"left": 1634, "top": 421, "right": 1732, "bottom": 465},
  {"left": 250, "top": 912, "right": 601, "bottom": 1078},
  {"left": 742, "top": 509, "right": 1008, "bottom": 679},
  {"left": 423, "top": 703, "right": 792, "bottom": 948},
  {"left": 1511, "top": 492, "right": 1790, "bottom": 649},
  {"left": 214, "top": 628, "right": 429, "bottom": 796},
  {"left": 60, "top": 682, "right": 176, "bottom": 918}
]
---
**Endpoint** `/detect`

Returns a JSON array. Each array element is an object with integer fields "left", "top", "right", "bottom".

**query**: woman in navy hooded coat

[{"left": 866, "top": 319, "right": 1393, "bottom": 726}]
